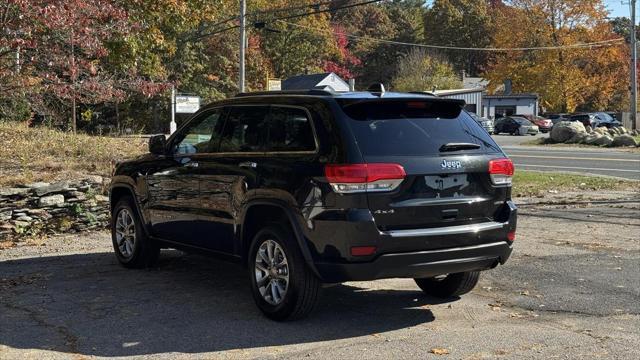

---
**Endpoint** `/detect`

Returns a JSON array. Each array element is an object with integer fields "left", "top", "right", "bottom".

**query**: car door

[
  {"left": 507, "top": 118, "right": 518, "bottom": 133},
  {"left": 196, "top": 105, "right": 270, "bottom": 254},
  {"left": 145, "top": 108, "right": 225, "bottom": 245}
]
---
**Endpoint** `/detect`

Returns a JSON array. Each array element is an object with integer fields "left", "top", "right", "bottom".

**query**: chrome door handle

[
  {"left": 184, "top": 161, "right": 199, "bottom": 168},
  {"left": 239, "top": 161, "right": 257, "bottom": 169}
]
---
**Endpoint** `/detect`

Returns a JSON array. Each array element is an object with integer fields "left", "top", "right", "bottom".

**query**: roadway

[{"left": 492, "top": 133, "right": 640, "bottom": 180}]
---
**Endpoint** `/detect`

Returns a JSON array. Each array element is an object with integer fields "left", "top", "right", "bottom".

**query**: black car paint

[{"left": 110, "top": 92, "right": 516, "bottom": 282}]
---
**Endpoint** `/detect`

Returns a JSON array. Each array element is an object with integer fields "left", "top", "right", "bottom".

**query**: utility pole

[
  {"left": 71, "top": 29, "right": 77, "bottom": 134},
  {"left": 239, "top": 0, "right": 246, "bottom": 93},
  {"left": 15, "top": 46, "right": 20, "bottom": 73},
  {"left": 170, "top": 85, "right": 177, "bottom": 134},
  {"left": 631, "top": 0, "right": 638, "bottom": 130}
]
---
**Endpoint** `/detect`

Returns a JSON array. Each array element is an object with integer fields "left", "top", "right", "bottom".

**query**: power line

[
  {"left": 270, "top": 0, "right": 383, "bottom": 21},
  {"left": 193, "top": 0, "right": 383, "bottom": 41},
  {"left": 247, "top": 0, "right": 337, "bottom": 17},
  {"left": 277, "top": 20, "right": 626, "bottom": 51}
]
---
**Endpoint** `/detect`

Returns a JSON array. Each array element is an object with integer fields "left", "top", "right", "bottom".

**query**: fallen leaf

[
  {"left": 430, "top": 348, "right": 450, "bottom": 355},
  {"left": 520, "top": 290, "right": 530, "bottom": 296}
]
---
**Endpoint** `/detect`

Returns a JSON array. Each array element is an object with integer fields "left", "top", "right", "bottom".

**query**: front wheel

[
  {"left": 414, "top": 271, "right": 480, "bottom": 298},
  {"left": 111, "top": 197, "right": 160, "bottom": 268},
  {"left": 248, "top": 225, "right": 320, "bottom": 321}
]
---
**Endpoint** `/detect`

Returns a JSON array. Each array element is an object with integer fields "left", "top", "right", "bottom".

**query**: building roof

[
  {"left": 433, "top": 88, "right": 485, "bottom": 96},
  {"left": 484, "top": 93, "right": 538, "bottom": 99},
  {"left": 462, "top": 77, "right": 489, "bottom": 89},
  {"left": 281, "top": 72, "right": 350, "bottom": 91}
]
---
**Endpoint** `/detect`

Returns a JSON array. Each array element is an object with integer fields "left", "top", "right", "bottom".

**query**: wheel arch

[
  {"left": 240, "top": 200, "right": 321, "bottom": 278},
  {"left": 110, "top": 182, "right": 151, "bottom": 236}
]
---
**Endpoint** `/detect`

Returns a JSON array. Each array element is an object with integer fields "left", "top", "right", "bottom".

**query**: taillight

[
  {"left": 325, "top": 163, "right": 406, "bottom": 193},
  {"left": 507, "top": 231, "right": 516, "bottom": 241},
  {"left": 488, "top": 158, "right": 514, "bottom": 186}
]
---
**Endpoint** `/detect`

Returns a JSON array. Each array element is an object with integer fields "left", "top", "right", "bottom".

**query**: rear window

[{"left": 341, "top": 100, "right": 500, "bottom": 156}]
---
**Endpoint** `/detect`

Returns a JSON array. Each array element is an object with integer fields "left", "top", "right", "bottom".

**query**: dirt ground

[{"left": 1, "top": 191, "right": 639, "bottom": 359}]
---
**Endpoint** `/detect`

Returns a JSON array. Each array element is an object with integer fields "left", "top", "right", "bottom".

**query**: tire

[
  {"left": 248, "top": 224, "right": 320, "bottom": 321},
  {"left": 414, "top": 271, "right": 480, "bottom": 298},
  {"left": 111, "top": 196, "right": 160, "bottom": 268}
]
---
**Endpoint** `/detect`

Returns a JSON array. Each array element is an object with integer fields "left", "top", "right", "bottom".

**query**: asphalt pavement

[
  {"left": 1, "top": 193, "right": 639, "bottom": 359},
  {"left": 492, "top": 134, "right": 640, "bottom": 180}
]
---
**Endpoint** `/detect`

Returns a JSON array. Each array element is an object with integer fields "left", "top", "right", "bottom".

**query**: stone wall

[{"left": 0, "top": 176, "right": 110, "bottom": 240}]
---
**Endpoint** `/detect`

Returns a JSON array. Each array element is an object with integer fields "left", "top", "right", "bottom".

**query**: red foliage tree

[{"left": 323, "top": 25, "right": 361, "bottom": 80}]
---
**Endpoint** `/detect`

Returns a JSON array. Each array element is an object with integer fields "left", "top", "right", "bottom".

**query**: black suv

[{"left": 110, "top": 89, "right": 517, "bottom": 320}]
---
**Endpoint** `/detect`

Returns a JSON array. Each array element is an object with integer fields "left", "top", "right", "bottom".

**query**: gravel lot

[{"left": 1, "top": 191, "right": 639, "bottom": 360}]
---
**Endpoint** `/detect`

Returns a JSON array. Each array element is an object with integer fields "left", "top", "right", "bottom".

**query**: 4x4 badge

[{"left": 441, "top": 159, "right": 462, "bottom": 170}]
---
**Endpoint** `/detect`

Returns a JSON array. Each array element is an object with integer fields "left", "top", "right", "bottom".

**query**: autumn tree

[
  {"left": 423, "top": 0, "right": 493, "bottom": 76},
  {"left": 391, "top": 49, "right": 461, "bottom": 92},
  {"left": 332, "top": 0, "right": 426, "bottom": 87},
  {"left": 485, "top": 0, "right": 629, "bottom": 112}
]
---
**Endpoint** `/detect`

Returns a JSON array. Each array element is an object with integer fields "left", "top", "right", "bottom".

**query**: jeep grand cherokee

[{"left": 109, "top": 88, "right": 517, "bottom": 321}]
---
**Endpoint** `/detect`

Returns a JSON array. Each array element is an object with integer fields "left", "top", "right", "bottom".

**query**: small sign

[
  {"left": 175, "top": 95, "right": 200, "bottom": 113},
  {"left": 267, "top": 79, "right": 281, "bottom": 91}
]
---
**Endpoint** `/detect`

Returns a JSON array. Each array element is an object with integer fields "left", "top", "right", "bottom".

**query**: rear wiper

[
  {"left": 461, "top": 128, "right": 503, "bottom": 153},
  {"left": 439, "top": 142, "right": 481, "bottom": 152}
]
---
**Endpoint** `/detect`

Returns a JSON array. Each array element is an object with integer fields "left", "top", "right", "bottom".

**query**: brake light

[
  {"left": 325, "top": 163, "right": 406, "bottom": 193},
  {"left": 488, "top": 158, "right": 514, "bottom": 185},
  {"left": 507, "top": 231, "right": 516, "bottom": 241}
]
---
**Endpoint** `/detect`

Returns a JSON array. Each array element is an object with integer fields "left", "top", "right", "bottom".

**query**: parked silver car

[{"left": 469, "top": 113, "right": 495, "bottom": 134}]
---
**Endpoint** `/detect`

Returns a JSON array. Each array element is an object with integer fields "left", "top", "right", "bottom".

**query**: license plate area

[{"left": 423, "top": 174, "right": 470, "bottom": 198}]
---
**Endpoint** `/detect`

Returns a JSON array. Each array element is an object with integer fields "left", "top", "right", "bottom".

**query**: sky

[
  {"left": 422, "top": 1, "right": 638, "bottom": 23},
  {"left": 605, "top": 0, "right": 636, "bottom": 20}
]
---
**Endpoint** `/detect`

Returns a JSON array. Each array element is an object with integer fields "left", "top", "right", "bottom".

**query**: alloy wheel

[
  {"left": 254, "top": 239, "right": 289, "bottom": 305},
  {"left": 115, "top": 208, "right": 136, "bottom": 259}
]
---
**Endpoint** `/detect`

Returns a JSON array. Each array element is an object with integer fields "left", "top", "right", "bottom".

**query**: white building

[
  {"left": 282, "top": 72, "right": 350, "bottom": 92},
  {"left": 482, "top": 94, "right": 539, "bottom": 119},
  {"left": 433, "top": 88, "right": 484, "bottom": 115}
]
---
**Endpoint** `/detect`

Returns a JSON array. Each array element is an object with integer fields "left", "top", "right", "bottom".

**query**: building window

[{"left": 495, "top": 106, "right": 516, "bottom": 118}]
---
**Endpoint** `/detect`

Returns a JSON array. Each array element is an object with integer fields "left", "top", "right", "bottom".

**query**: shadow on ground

[{"left": 0, "top": 249, "right": 440, "bottom": 357}]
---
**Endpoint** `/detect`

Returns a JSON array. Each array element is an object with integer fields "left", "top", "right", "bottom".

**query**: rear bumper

[
  {"left": 305, "top": 201, "right": 518, "bottom": 283},
  {"left": 315, "top": 241, "right": 512, "bottom": 282}
]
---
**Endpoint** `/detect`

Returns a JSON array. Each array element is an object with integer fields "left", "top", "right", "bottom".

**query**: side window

[
  {"left": 174, "top": 109, "right": 224, "bottom": 156},
  {"left": 266, "top": 107, "right": 316, "bottom": 152},
  {"left": 219, "top": 106, "right": 269, "bottom": 153}
]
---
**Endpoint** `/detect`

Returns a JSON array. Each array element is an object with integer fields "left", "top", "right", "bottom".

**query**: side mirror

[{"left": 149, "top": 134, "right": 167, "bottom": 155}]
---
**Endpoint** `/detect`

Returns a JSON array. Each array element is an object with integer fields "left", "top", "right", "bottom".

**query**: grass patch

[
  {"left": 512, "top": 170, "right": 637, "bottom": 197},
  {"left": 0, "top": 121, "right": 147, "bottom": 187}
]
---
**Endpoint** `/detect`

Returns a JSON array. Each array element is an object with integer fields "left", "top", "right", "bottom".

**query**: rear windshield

[{"left": 340, "top": 99, "right": 500, "bottom": 156}]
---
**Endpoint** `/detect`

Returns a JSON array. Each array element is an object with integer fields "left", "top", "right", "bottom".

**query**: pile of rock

[
  {"left": 549, "top": 121, "right": 639, "bottom": 147},
  {"left": 0, "top": 176, "right": 110, "bottom": 240}
]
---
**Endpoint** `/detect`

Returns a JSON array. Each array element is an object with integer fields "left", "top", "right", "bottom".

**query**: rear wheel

[
  {"left": 248, "top": 224, "right": 320, "bottom": 321},
  {"left": 414, "top": 271, "right": 480, "bottom": 298},
  {"left": 111, "top": 197, "right": 159, "bottom": 268}
]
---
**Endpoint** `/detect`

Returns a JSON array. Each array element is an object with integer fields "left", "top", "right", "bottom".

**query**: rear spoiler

[
  {"left": 339, "top": 97, "right": 466, "bottom": 108},
  {"left": 339, "top": 97, "right": 466, "bottom": 120}
]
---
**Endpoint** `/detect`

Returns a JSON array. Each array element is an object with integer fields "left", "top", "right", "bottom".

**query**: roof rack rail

[
  {"left": 408, "top": 91, "right": 437, "bottom": 97},
  {"left": 235, "top": 88, "right": 335, "bottom": 97}
]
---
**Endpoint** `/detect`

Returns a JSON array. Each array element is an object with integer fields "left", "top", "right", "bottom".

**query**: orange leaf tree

[{"left": 485, "top": 0, "right": 629, "bottom": 113}]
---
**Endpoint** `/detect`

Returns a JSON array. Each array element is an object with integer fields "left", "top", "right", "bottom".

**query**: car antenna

[{"left": 367, "top": 83, "right": 385, "bottom": 97}]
